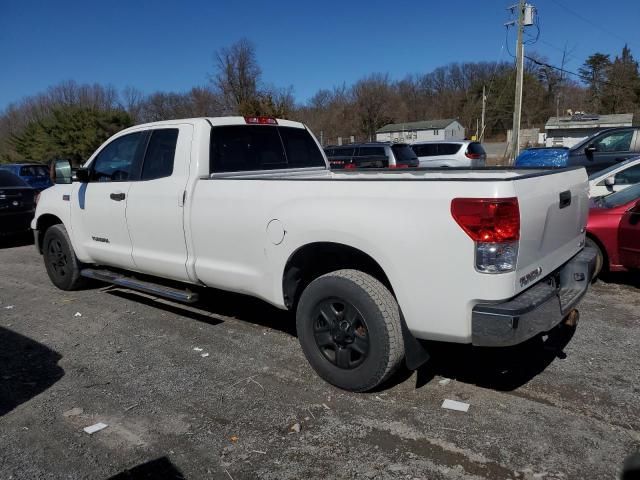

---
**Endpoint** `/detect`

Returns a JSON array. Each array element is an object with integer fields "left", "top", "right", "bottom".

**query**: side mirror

[
  {"left": 604, "top": 175, "right": 616, "bottom": 187},
  {"left": 51, "top": 159, "right": 73, "bottom": 184},
  {"left": 75, "top": 168, "right": 91, "bottom": 183},
  {"left": 585, "top": 145, "right": 597, "bottom": 157}
]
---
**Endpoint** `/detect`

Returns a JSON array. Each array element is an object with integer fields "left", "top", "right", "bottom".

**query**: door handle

[{"left": 110, "top": 192, "right": 126, "bottom": 201}]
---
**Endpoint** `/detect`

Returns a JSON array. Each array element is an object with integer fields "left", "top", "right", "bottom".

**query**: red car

[{"left": 586, "top": 183, "right": 640, "bottom": 276}]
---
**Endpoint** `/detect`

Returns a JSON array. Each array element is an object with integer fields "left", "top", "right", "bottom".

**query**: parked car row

[
  {"left": 516, "top": 127, "right": 640, "bottom": 175},
  {"left": 324, "top": 142, "right": 418, "bottom": 169},
  {"left": 587, "top": 183, "right": 640, "bottom": 276},
  {"left": 324, "top": 140, "right": 486, "bottom": 170},
  {"left": 0, "top": 162, "right": 53, "bottom": 191},
  {"left": 0, "top": 170, "right": 37, "bottom": 236}
]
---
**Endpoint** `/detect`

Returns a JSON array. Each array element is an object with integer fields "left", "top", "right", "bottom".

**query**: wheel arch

[
  {"left": 282, "top": 242, "right": 394, "bottom": 311},
  {"left": 35, "top": 214, "right": 64, "bottom": 254}
]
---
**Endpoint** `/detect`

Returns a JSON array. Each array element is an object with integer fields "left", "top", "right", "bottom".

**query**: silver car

[{"left": 411, "top": 140, "right": 487, "bottom": 168}]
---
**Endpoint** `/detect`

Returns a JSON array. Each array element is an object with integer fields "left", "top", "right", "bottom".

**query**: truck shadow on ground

[
  {"left": 107, "top": 456, "right": 185, "bottom": 480},
  {"left": 599, "top": 272, "right": 640, "bottom": 289},
  {"left": 0, "top": 327, "right": 64, "bottom": 416},
  {"left": 408, "top": 323, "right": 577, "bottom": 392},
  {"left": 0, "top": 232, "right": 33, "bottom": 250},
  {"left": 106, "top": 285, "right": 576, "bottom": 392},
  {"left": 106, "top": 287, "right": 296, "bottom": 337}
]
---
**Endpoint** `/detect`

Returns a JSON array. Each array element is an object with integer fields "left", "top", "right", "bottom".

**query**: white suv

[{"left": 411, "top": 140, "right": 487, "bottom": 168}]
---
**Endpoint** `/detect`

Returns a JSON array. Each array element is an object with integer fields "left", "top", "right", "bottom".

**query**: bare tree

[
  {"left": 212, "top": 38, "right": 261, "bottom": 115},
  {"left": 352, "top": 74, "right": 396, "bottom": 141},
  {"left": 121, "top": 86, "right": 145, "bottom": 122}
]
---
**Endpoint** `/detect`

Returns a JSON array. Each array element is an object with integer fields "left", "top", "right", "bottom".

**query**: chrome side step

[{"left": 80, "top": 268, "right": 199, "bottom": 304}]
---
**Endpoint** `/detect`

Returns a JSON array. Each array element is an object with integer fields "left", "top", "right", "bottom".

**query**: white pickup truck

[{"left": 33, "top": 116, "right": 596, "bottom": 391}]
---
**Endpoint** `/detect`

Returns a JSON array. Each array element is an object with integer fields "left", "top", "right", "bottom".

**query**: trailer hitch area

[{"left": 562, "top": 309, "right": 580, "bottom": 328}]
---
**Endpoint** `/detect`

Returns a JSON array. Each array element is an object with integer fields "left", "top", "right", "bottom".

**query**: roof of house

[
  {"left": 545, "top": 113, "right": 634, "bottom": 130},
  {"left": 376, "top": 119, "right": 457, "bottom": 133}
]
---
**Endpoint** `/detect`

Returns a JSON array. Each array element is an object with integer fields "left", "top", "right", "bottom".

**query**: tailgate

[{"left": 513, "top": 168, "right": 589, "bottom": 294}]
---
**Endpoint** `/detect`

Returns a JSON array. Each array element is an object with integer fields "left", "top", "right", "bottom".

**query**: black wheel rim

[
  {"left": 312, "top": 298, "right": 370, "bottom": 370},
  {"left": 47, "top": 238, "right": 68, "bottom": 279}
]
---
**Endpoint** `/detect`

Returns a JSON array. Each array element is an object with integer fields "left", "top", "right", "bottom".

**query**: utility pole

[
  {"left": 510, "top": 0, "right": 526, "bottom": 163},
  {"left": 480, "top": 84, "right": 486, "bottom": 142}
]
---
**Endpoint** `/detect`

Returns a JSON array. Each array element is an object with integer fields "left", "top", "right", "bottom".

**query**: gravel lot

[{"left": 0, "top": 237, "right": 639, "bottom": 479}]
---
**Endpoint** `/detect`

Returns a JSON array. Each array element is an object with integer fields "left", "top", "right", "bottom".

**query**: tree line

[{"left": 1, "top": 39, "right": 639, "bottom": 164}]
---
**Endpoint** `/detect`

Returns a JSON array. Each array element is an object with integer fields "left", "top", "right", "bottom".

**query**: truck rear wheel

[
  {"left": 296, "top": 269, "right": 404, "bottom": 392},
  {"left": 43, "top": 224, "right": 87, "bottom": 291}
]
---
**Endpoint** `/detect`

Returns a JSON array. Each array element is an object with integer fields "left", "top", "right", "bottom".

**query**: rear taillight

[
  {"left": 451, "top": 198, "right": 520, "bottom": 273},
  {"left": 465, "top": 152, "right": 482, "bottom": 159},
  {"left": 344, "top": 163, "right": 357, "bottom": 170},
  {"left": 244, "top": 116, "right": 278, "bottom": 125},
  {"left": 389, "top": 164, "right": 409, "bottom": 169},
  {"left": 34, "top": 192, "right": 40, "bottom": 206}
]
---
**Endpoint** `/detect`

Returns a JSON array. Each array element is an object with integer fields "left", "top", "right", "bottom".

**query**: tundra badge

[{"left": 519, "top": 266, "right": 543, "bottom": 288}]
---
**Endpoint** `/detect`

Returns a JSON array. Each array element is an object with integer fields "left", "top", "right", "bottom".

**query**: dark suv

[{"left": 324, "top": 142, "right": 419, "bottom": 169}]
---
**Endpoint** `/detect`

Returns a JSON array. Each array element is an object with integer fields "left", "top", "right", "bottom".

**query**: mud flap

[{"left": 400, "top": 313, "right": 430, "bottom": 370}]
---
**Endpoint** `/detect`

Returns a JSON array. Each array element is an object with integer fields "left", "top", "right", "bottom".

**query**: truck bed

[{"left": 210, "top": 166, "right": 570, "bottom": 181}]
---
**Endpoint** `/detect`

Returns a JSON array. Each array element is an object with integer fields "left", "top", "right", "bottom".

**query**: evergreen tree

[
  {"left": 10, "top": 106, "right": 132, "bottom": 166},
  {"left": 578, "top": 53, "right": 611, "bottom": 112},
  {"left": 600, "top": 45, "right": 640, "bottom": 114}
]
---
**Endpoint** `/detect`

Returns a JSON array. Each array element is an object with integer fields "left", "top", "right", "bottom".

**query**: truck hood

[{"left": 515, "top": 148, "right": 569, "bottom": 167}]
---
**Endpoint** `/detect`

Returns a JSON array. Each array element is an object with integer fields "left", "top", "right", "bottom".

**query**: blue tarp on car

[{"left": 515, "top": 147, "right": 569, "bottom": 167}]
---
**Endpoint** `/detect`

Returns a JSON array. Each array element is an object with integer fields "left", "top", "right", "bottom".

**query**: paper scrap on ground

[
  {"left": 74, "top": 312, "right": 82, "bottom": 317},
  {"left": 201, "top": 353, "right": 209, "bottom": 358},
  {"left": 438, "top": 378, "right": 451, "bottom": 386},
  {"left": 193, "top": 347, "right": 203, "bottom": 352},
  {"left": 83, "top": 422, "right": 108, "bottom": 434},
  {"left": 4, "top": 305, "right": 14, "bottom": 310},
  {"left": 441, "top": 399, "right": 470, "bottom": 412}
]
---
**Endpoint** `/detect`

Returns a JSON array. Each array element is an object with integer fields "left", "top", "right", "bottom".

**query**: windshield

[
  {"left": 0, "top": 170, "right": 29, "bottom": 187},
  {"left": 599, "top": 183, "right": 640, "bottom": 208},
  {"left": 391, "top": 144, "right": 417, "bottom": 162}
]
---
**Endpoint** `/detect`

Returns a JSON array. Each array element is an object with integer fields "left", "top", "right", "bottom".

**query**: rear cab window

[
  {"left": 141, "top": 129, "right": 178, "bottom": 180},
  {"left": 210, "top": 125, "right": 325, "bottom": 173}
]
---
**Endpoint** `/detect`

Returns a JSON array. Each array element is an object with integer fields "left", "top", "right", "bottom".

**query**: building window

[{"left": 433, "top": 129, "right": 439, "bottom": 135}]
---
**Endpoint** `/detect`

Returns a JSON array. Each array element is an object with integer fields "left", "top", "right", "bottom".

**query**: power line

[
  {"left": 548, "top": 0, "right": 630, "bottom": 47},
  {"left": 524, "top": 55, "right": 638, "bottom": 94}
]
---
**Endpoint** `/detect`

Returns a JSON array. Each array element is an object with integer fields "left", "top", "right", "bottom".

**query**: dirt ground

[{"left": 0, "top": 236, "right": 639, "bottom": 479}]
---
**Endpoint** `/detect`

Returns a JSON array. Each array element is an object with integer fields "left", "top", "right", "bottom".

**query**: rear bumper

[{"left": 471, "top": 247, "right": 597, "bottom": 347}]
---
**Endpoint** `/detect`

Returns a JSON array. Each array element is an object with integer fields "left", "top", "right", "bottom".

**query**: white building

[
  {"left": 376, "top": 119, "right": 465, "bottom": 143},
  {"left": 545, "top": 113, "right": 634, "bottom": 147}
]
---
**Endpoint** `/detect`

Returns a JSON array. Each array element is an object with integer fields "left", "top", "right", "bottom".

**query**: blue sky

[{"left": 1, "top": 0, "right": 639, "bottom": 110}]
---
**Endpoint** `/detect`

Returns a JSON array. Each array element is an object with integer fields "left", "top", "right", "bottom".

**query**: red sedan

[{"left": 586, "top": 183, "right": 640, "bottom": 277}]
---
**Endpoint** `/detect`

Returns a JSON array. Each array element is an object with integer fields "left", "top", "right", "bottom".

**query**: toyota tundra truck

[{"left": 32, "top": 116, "right": 597, "bottom": 392}]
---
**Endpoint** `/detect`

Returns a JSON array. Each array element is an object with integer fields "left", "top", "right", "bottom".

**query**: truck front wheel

[
  {"left": 43, "top": 225, "right": 87, "bottom": 291},
  {"left": 296, "top": 269, "right": 404, "bottom": 392}
]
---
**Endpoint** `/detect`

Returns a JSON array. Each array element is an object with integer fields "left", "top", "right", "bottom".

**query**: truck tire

[
  {"left": 43, "top": 224, "right": 87, "bottom": 291},
  {"left": 296, "top": 269, "right": 404, "bottom": 392}
]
